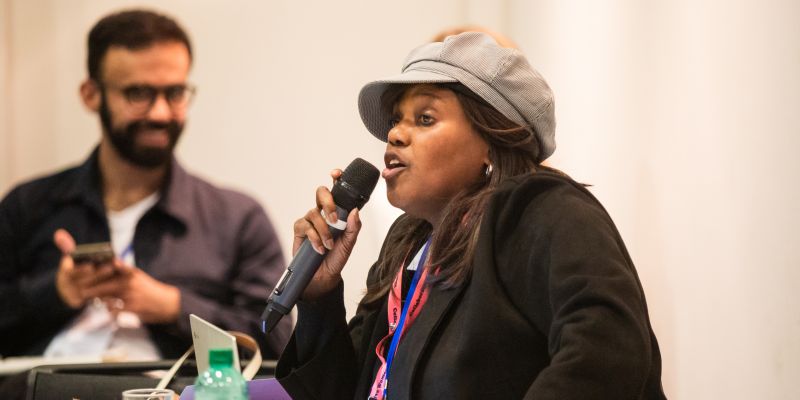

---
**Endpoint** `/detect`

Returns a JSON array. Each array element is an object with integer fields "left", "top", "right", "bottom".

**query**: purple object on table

[{"left": 180, "top": 378, "right": 292, "bottom": 399}]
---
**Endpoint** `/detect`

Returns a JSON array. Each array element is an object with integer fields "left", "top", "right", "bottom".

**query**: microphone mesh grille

[{"left": 341, "top": 158, "right": 380, "bottom": 198}]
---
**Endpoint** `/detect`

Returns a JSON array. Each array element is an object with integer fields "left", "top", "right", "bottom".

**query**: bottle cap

[{"left": 208, "top": 348, "right": 234, "bottom": 368}]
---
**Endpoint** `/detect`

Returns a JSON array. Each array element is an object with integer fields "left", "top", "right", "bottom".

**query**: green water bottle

[{"left": 194, "top": 348, "right": 249, "bottom": 400}]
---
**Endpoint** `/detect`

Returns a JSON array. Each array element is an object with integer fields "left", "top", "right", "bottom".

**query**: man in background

[{"left": 0, "top": 9, "right": 290, "bottom": 364}]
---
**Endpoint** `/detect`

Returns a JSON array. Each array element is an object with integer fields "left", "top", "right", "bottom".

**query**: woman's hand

[{"left": 293, "top": 169, "right": 362, "bottom": 300}]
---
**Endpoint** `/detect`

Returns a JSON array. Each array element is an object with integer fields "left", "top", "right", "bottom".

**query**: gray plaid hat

[{"left": 358, "top": 32, "right": 556, "bottom": 161}]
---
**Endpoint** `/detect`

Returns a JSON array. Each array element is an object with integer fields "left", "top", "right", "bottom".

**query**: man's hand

[
  {"left": 53, "top": 229, "right": 181, "bottom": 323},
  {"left": 80, "top": 260, "right": 181, "bottom": 324},
  {"left": 118, "top": 267, "right": 181, "bottom": 324},
  {"left": 54, "top": 229, "right": 116, "bottom": 308}
]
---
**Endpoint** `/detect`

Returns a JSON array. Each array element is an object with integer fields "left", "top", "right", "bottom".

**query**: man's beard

[{"left": 99, "top": 97, "right": 184, "bottom": 169}]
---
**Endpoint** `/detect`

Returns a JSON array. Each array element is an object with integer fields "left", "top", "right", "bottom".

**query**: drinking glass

[{"left": 121, "top": 388, "right": 175, "bottom": 399}]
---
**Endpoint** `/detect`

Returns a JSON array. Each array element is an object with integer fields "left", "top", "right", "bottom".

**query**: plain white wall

[
  {"left": 2, "top": 1, "right": 799, "bottom": 398},
  {"left": 0, "top": 0, "right": 10, "bottom": 187}
]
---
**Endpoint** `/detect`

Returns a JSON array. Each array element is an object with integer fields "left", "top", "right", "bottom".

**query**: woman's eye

[
  {"left": 419, "top": 114, "right": 434, "bottom": 125},
  {"left": 389, "top": 117, "right": 400, "bottom": 127}
]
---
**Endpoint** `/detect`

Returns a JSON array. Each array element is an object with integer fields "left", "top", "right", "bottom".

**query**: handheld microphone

[{"left": 261, "top": 158, "right": 380, "bottom": 334}]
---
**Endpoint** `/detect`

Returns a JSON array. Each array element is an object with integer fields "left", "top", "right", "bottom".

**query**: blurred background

[{"left": 1, "top": 0, "right": 798, "bottom": 398}]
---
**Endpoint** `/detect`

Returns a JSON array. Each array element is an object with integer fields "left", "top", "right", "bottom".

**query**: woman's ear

[{"left": 79, "top": 79, "right": 101, "bottom": 112}]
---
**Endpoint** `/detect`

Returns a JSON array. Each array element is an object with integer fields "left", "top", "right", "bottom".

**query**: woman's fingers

[
  {"left": 292, "top": 218, "right": 309, "bottom": 255},
  {"left": 293, "top": 182, "right": 338, "bottom": 256},
  {"left": 340, "top": 208, "right": 361, "bottom": 248},
  {"left": 329, "top": 169, "right": 343, "bottom": 184},
  {"left": 322, "top": 209, "right": 361, "bottom": 273},
  {"left": 289, "top": 166, "right": 366, "bottom": 301},
  {"left": 293, "top": 207, "right": 331, "bottom": 256},
  {"left": 303, "top": 214, "right": 326, "bottom": 255},
  {"left": 316, "top": 185, "right": 339, "bottom": 222},
  {"left": 315, "top": 185, "right": 340, "bottom": 248}
]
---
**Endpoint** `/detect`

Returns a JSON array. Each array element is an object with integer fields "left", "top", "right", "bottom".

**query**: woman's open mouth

[{"left": 382, "top": 158, "right": 407, "bottom": 180}]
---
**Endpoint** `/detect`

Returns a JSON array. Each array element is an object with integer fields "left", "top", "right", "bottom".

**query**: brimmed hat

[{"left": 358, "top": 32, "right": 556, "bottom": 161}]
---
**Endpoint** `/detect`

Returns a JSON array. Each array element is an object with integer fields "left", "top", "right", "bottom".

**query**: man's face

[{"left": 97, "top": 41, "right": 191, "bottom": 168}]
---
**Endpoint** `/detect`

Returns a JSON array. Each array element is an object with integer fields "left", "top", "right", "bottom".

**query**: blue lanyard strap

[
  {"left": 119, "top": 242, "right": 134, "bottom": 263},
  {"left": 384, "top": 237, "right": 432, "bottom": 396}
]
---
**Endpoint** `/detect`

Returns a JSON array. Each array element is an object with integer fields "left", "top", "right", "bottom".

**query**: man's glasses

[{"left": 99, "top": 81, "right": 196, "bottom": 114}]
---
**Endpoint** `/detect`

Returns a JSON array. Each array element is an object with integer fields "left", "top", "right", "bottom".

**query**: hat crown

[{"left": 403, "top": 32, "right": 515, "bottom": 84}]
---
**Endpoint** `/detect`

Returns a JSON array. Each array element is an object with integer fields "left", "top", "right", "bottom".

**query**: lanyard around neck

[
  {"left": 369, "top": 237, "right": 432, "bottom": 400},
  {"left": 385, "top": 238, "right": 431, "bottom": 379}
]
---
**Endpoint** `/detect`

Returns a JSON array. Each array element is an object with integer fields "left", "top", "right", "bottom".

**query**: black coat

[{"left": 277, "top": 171, "right": 667, "bottom": 399}]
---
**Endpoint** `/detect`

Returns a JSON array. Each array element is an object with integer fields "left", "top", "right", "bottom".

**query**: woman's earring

[{"left": 484, "top": 163, "right": 494, "bottom": 178}]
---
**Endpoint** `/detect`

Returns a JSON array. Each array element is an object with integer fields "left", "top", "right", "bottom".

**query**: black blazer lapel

[{"left": 387, "top": 283, "right": 465, "bottom": 398}]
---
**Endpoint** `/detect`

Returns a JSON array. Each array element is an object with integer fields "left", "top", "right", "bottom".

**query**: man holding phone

[{"left": 0, "top": 9, "right": 290, "bottom": 361}]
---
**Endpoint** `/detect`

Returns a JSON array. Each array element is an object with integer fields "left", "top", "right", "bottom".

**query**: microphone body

[
  {"left": 262, "top": 159, "right": 379, "bottom": 334},
  {"left": 261, "top": 206, "right": 348, "bottom": 333}
]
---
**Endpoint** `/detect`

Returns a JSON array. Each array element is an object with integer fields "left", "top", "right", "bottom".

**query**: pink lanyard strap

[{"left": 369, "top": 239, "right": 432, "bottom": 400}]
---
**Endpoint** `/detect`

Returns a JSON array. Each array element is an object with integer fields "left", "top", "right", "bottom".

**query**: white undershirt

[
  {"left": 407, "top": 244, "right": 426, "bottom": 271},
  {"left": 44, "top": 193, "right": 162, "bottom": 361}
]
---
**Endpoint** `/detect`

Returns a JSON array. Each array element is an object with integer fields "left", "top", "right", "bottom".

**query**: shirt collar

[
  {"left": 62, "top": 147, "right": 192, "bottom": 228},
  {"left": 61, "top": 148, "right": 105, "bottom": 217},
  {"left": 153, "top": 158, "right": 193, "bottom": 227}
]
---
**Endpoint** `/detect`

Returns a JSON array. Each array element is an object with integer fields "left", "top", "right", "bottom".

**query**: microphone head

[{"left": 332, "top": 158, "right": 380, "bottom": 212}]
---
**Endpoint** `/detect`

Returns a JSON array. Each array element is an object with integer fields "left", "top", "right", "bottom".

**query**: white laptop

[{"left": 189, "top": 314, "right": 240, "bottom": 374}]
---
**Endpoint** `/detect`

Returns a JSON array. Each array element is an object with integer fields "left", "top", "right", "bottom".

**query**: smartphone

[{"left": 71, "top": 242, "right": 114, "bottom": 265}]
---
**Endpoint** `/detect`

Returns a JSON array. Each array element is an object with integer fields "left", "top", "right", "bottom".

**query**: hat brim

[{"left": 358, "top": 69, "right": 457, "bottom": 142}]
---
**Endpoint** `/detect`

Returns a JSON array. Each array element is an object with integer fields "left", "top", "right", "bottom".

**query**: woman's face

[{"left": 382, "top": 84, "right": 489, "bottom": 225}]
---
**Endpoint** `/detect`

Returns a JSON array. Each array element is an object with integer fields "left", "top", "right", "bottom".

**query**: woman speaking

[{"left": 275, "top": 32, "right": 667, "bottom": 400}]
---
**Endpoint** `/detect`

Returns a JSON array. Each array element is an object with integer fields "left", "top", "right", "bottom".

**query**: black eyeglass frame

[{"left": 96, "top": 80, "right": 197, "bottom": 113}]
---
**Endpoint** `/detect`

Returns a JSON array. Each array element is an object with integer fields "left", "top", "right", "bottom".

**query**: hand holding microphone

[
  {"left": 262, "top": 158, "right": 379, "bottom": 334},
  {"left": 293, "top": 169, "right": 358, "bottom": 300}
]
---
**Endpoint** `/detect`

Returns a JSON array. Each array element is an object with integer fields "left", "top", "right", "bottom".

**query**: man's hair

[{"left": 87, "top": 9, "right": 193, "bottom": 80}]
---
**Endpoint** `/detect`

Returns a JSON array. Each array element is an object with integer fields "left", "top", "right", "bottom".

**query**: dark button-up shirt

[{"left": 0, "top": 150, "right": 291, "bottom": 359}]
